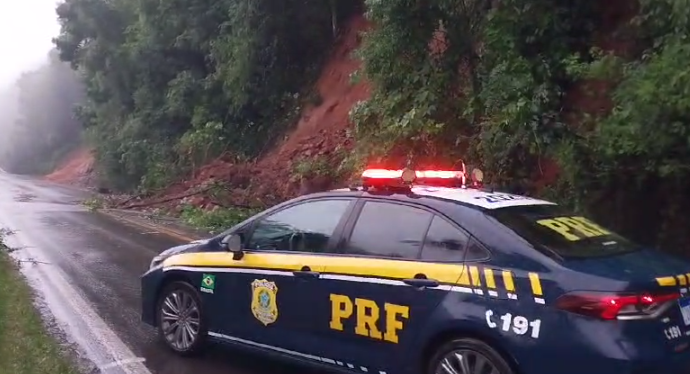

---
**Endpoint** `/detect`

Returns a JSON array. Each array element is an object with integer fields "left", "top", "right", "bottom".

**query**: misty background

[{"left": 0, "top": 0, "right": 84, "bottom": 174}]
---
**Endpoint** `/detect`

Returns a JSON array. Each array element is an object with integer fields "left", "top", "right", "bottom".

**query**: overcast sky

[{"left": 0, "top": 0, "right": 60, "bottom": 87}]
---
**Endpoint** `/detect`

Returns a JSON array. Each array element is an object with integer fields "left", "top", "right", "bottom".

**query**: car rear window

[{"left": 489, "top": 205, "right": 641, "bottom": 258}]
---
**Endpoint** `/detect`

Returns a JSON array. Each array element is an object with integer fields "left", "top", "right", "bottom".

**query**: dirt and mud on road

[{"left": 0, "top": 171, "right": 316, "bottom": 374}]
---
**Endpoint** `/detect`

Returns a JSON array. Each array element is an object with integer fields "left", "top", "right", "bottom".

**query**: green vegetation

[
  {"left": 82, "top": 197, "right": 106, "bottom": 211},
  {"left": 0, "top": 237, "right": 78, "bottom": 374},
  {"left": 180, "top": 205, "right": 259, "bottom": 234},
  {"left": 352, "top": 0, "right": 690, "bottom": 253},
  {"left": 52, "top": 0, "right": 359, "bottom": 193},
  {"left": 291, "top": 155, "right": 334, "bottom": 182},
  {"left": 0, "top": 0, "right": 686, "bottom": 252},
  {"left": 354, "top": 0, "right": 599, "bottom": 184}
]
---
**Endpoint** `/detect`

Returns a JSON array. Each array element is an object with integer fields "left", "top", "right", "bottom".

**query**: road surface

[{"left": 0, "top": 171, "right": 312, "bottom": 374}]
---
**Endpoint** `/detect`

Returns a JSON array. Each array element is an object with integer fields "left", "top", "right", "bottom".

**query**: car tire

[
  {"left": 156, "top": 281, "right": 208, "bottom": 356},
  {"left": 426, "top": 337, "right": 515, "bottom": 374}
]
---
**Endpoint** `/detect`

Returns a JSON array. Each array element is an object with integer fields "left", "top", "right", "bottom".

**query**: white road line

[
  {"left": 29, "top": 264, "right": 151, "bottom": 374},
  {"left": 100, "top": 358, "right": 147, "bottom": 371}
]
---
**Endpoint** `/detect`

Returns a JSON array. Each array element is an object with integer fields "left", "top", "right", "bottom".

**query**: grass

[
  {"left": 0, "top": 242, "right": 78, "bottom": 374},
  {"left": 179, "top": 205, "right": 259, "bottom": 234},
  {"left": 82, "top": 197, "right": 103, "bottom": 211}
]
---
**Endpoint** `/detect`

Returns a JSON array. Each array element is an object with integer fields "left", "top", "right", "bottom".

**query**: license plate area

[{"left": 678, "top": 296, "right": 690, "bottom": 325}]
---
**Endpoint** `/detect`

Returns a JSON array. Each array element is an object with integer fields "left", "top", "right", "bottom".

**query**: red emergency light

[{"left": 361, "top": 164, "right": 484, "bottom": 189}]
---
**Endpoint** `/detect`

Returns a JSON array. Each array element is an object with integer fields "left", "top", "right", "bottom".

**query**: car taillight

[{"left": 555, "top": 291, "right": 681, "bottom": 320}]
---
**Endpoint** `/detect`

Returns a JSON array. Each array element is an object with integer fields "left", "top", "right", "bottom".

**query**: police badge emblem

[{"left": 250, "top": 279, "right": 278, "bottom": 325}]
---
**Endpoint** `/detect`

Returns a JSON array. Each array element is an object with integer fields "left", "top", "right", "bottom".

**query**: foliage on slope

[
  {"left": 53, "top": 0, "right": 359, "bottom": 192},
  {"left": 51, "top": 0, "right": 690, "bottom": 252},
  {"left": 353, "top": 0, "right": 690, "bottom": 252}
]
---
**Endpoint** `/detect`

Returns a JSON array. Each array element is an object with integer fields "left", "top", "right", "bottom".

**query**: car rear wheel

[
  {"left": 427, "top": 337, "right": 514, "bottom": 374},
  {"left": 156, "top": 281, "right": 207, "bottom": 356}
]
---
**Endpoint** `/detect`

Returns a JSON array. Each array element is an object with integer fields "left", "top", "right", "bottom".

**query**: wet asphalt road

[{"left": 0, "top": 171, "right": 312, "bottom": 374}]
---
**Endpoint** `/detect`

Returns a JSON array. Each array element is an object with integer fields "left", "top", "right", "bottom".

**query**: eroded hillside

[{"left": 44, "top": 0, "right": 690, "bottom": 253}]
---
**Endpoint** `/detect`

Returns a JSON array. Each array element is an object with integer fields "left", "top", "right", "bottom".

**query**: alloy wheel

[
  {"left": 435, "top": 349, "right": 501, "bottom": 374},
  {"left": 160, "top": 288, "right": 201, "bottom": 351}
]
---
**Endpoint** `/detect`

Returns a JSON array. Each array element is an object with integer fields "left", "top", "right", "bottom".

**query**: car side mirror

[{"left": 221, "top": 234, "right": 244, "bottom": 260}]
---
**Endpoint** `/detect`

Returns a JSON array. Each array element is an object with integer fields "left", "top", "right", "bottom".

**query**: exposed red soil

[
  {"left": 44, "top": 147, "right": 96, "bottom": 187},
  {"left": 127, "top": 14, "right": 373, "bottom": 211},
  {"left": 253, "top": 15, "right": 371, "bottom": 195}
]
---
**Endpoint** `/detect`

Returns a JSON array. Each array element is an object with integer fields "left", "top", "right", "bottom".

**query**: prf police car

[{"left": 141, "top": 165, "right": 690, "bottom": 374}]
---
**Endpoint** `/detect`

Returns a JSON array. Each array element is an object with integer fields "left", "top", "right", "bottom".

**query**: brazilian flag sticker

[{"left": 201, "top": 274, "right": 216, "bottom": 294}]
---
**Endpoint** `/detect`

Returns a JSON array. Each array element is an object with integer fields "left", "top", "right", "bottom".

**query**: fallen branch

[
  {"left": 122, "top": 186, "right": 213, "bottom": 209},
  {"left": 115, "top": 195, "right": 138, "bottom": 207},
  {"left": 209, "top": 199, "right": 262, "bottom": 211}
]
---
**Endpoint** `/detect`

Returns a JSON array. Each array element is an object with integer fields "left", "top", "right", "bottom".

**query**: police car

[{"left": 141, "top": 165, "right": 690, "bottom": 374}]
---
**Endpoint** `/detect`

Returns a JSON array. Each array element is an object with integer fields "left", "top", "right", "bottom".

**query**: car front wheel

[
  {"left": 156, "top": 281, "right": 207, "bottom": 356},
  {"left": 427, "top": 337, "right": 514, "bottom": 374}
]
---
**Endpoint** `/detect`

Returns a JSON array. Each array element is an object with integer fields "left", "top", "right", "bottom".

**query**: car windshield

[{"left": 489, "top": 204, "right": 641, "bottom": 258}]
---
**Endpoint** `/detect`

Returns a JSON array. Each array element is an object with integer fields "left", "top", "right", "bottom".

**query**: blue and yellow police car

[{"left": 141, "top": 165, "right": 690, "bottom": 374}]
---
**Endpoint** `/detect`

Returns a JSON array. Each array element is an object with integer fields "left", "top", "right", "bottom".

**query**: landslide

[
  {"left": 44, "top": 147, "right": 96, "bottom": 188},
  {"left": 114, "top": 2, "right": 634, "bottom": 213},
  {"left": 120, "top": 14, "right": 371, "bottom": 212}
]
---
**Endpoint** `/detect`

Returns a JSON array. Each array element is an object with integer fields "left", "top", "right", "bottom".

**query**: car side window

[
  {"left": 345, "top": 201, "right": 433, "bottom": 259},
  {"left": 247, "top": 199, "right": 351, "bottom": 253},
  {"left": 421, "top": 216, "right": 471, "bottom": 262},
  {"left": 466, "top": 237, "right": 490, "bottom": 261}
]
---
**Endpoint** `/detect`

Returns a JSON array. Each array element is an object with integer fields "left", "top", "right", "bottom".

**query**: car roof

[
  {"left": 327, "top": 185, "right": 556, "bottom": 210},
  {"left": 216, "top": 185, "right": 558, "bottom": 261}
]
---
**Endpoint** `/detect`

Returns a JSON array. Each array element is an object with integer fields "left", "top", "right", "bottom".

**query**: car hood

[
  {"left": 151, "top": 239, "right": 211, "bottom": 268},
  {"left": 160, "top": 239, "right": 210, "bottom": 257}
]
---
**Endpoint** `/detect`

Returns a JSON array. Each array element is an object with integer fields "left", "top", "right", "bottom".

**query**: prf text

[{"left": 329, "top": 294, "right": 409, "bottom": 344}]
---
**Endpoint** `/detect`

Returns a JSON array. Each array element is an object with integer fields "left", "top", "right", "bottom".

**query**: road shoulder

[
  {"left": 99, "top": 208, "right": 210, "bottom": 242},
  {"left": 0, "top": 247, "right": 80, "bottom": 374}
]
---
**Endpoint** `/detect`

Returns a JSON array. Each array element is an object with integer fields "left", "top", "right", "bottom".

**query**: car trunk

[{"left": 560, "top": 249, "right": 690, "bottom": 353}]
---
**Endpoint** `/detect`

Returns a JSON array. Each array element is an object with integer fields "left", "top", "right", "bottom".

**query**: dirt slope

[
  {"left": 253, "top": 14, "right": 371, "bottom": 196},
  {"left": 44, "top": 147, "right": 96, "bottom": 187},
  {"left": 132, "top": 14, "right": 372, "bottom": 210}
]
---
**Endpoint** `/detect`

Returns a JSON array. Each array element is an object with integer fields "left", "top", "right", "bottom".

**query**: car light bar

[
  {"left": 361, "top": 169, "right": 405, "bottom": 179},
  {"left": 361, "top": 163, "right": 484, "bottom": 189}
]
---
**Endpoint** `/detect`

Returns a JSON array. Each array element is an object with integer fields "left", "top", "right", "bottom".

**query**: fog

[
  {"left": 0, "top": 0, "right": 84, "bottom": 174},
  {"left": 0, "top": 0, "right": 60, "bottom": 87}
]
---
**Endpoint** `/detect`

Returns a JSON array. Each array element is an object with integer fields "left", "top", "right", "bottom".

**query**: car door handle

[
  {"left": 293, "top": 270, "right": 320, "bottom": 279},
  {"left": 403, "top": 278, "right": 439, "bottom": 288}
]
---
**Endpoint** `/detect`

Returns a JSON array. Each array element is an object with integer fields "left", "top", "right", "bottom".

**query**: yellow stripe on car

[
  {"left": 528, "top": 272, "right": 545, "bottom": 304},
  {"left": 469, "top": 266, "right": 481, "bottom": 287},
  {"left": 163, "top": 252, "right": 559, "bottom": 304},
  {"left": 483, "top": 269, "right": 496, "bottom": 289},
  {"left": 163, "top": 252, "right": 470, "bottom": 285},
  {"left": 656, "top": 276, "right": 678, "bottom": 287}
]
